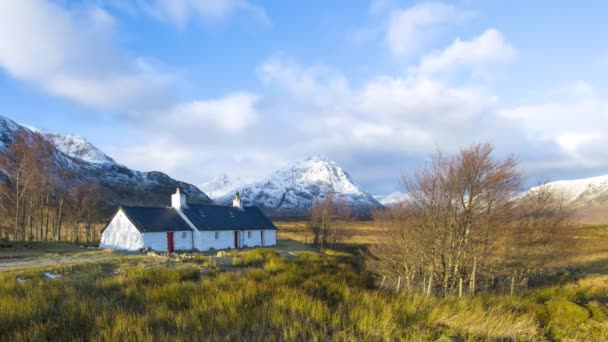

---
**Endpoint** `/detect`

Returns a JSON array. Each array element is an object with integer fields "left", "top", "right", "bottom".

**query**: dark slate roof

[
  {"left": 121, "top": 206, "right": 193, "bottom": 233},
  {"left": 181, "top": 204, "right": 277, "bottom": 231}
]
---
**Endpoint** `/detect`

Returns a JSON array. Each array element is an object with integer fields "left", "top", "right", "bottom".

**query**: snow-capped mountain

[
  {"left": 36, "top": 131, "right": 115, "bottom": 164},
  {"left": 0, "top": 114, "right": 211, "bottom": 208},
  {"left": 374, "top": 192, "right": 409, "bottom": 206},
  {"left": 200, "top": 174, "right": 245, "bottom": 198},
  {"left": 527, "top": 175, "right": 608, "bottom": 206},
  {"left": 525, "top": 175, "right": 608, "bottom": 224},
  {"left": 212, "top": 156, "right": 384, "bottom": 217}
]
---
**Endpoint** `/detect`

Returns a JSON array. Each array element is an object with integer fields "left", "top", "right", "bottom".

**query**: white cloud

[
  {"left": 138, "top": 0, "right": 269, "bottom": 28},
  {"left": 556, "top": 132, "right": 603, "bottom": 158},
  {"left": 0, "top": 0, "right": 259, "bottom": 135},
  {"left": 387, "top": 2, "right": 472, "bottom": 56},
  {"left": 357, "top": 76, "right": 496, "bottom": 121},
  {"left": 165, "top": 93, "right": 259, "bottom": 133},
  {"left": 258, "top": 55, "right": 499, "bottom": 155},
  {"left": 416, "top": 29, "right": 516, "bottom": 74},
  {"left": 0, "top": 0, "right": 173, "bottom": 112},
  {"left": 259, "top": 56, "right": 350, "bottom": 108},
  {"left": 499, "top": 82, "right": 608, "bottom": 164}
]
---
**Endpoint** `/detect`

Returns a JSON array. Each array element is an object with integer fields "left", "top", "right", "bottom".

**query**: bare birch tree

[{"left": 367, "top": 143, "right": 571, "bottom": 296}]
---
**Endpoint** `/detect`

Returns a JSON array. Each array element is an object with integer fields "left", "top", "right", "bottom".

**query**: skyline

[{"left": 1, "top": 1, "right": 608, "bottom": 195}]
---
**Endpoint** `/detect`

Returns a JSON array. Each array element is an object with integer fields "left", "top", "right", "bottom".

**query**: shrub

[
  {"left": 546, "top": 299, "right": 590, "bottom": 338},
  {"left": 264, "top": 256, "right": 288, "bottom": 273}
]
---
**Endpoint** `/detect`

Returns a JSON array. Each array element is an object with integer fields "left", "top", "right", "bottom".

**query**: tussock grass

[
  {"left": 231, "top": 248, "right": 280, "bottom": 267},
  {"left": 2, "top": 223, "right": 605, "bottom": 339},
  {"left": 1, "top": 249, "right": 607, "bottom": 340}
]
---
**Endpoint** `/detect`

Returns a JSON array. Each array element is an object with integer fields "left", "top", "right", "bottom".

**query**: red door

[
  {"left": 167, "top": 232, "right": 174, "bottom": 253},
  {"left": 234, "top": 231, "right": 239, "bottom": 249}
]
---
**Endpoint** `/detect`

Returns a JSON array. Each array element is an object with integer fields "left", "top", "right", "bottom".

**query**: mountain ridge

[
  {"left": 0, "top": 115, "right": 212, "bottom": 209},
  {"left": 208, "top": 155, "right": 384, "bottom": 217}
]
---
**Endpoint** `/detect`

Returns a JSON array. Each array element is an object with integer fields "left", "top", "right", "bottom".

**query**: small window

[
  {"left": 247, "top": 231, "right": 251, "bottom": 238},
  {"left": 181, "top": 232, "right": 187, "bottom": 239},
  {"left": 215, "top": 232, "right": 219, "bottom": 240}
]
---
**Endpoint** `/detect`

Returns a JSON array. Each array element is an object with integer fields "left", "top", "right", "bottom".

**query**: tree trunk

[
  {"left": 459, "top": 277, "right": 463, "bottom": 297},
  {"left": 426, "top": 267, "right": 434, "bottom": 297},
  {"left": 510, "top": 273, "right": 516, "bottom": 296},
  {"left": 469, "top": 257, "right": 477, "bottom": 295},
  {"left": 57, "top": 199, "right": 64, "bottom": 241},
  {"left": 14, "top": 182, "right": 20, "bottom": 240}
]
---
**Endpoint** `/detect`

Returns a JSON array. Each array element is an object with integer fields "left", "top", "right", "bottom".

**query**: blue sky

[{"left": 1, "top": 0, "right": 608, "bottom": 195}]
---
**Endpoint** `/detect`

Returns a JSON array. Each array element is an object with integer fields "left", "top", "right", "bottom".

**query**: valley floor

[{"left": 0, "top": 222, "right": 607, "bottom": 340}]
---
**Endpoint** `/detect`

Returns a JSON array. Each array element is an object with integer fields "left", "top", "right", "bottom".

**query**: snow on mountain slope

[
  {"left": 374, "top": 192, "right": 409, "bottom": 206},
  {"left": 35, "top": 131, "right": 116, "bottom": 164},
  {"left": 527, "top": 175, "right": 608, "bottom": 206},
  {"left": 0, "top": 114, "right": 211, "bottom": 207},
  {"left": 213, "top": 156, "right": 384, "bottom": 217},
  {"left": 200, "top": 174, "right": 245, "bottom": 198}
]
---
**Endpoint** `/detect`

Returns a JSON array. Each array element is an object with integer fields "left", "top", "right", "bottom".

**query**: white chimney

[
  {"left": 171, "top": 188, "right": 188, "bottom": 209},
  {"left": 233, "top": 191, "right": 243, "bottom": 209}
]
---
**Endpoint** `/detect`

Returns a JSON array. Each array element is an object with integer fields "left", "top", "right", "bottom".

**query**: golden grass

[
  {"left": 275, "top": 220, "right": 386, "bottom": 244},
  {"left": 0, "top": 221, "right": 607, "bottom": 340},
  {"left": 1, "top": 249, "right": 607, "bottom": 340}
]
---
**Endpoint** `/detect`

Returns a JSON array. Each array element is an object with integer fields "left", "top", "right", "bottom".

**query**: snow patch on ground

[{"left": 44, "top": 272, "right": 62, "bottom": 280}]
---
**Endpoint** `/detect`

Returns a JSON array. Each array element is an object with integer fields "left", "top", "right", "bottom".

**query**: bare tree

[
  {"left": 499, "top": 182, "right": 573, "bottom": 294},
  {"left": 367, "top": 143, "right": 563, "bottom": 296},
  {"left": 308, "top": 195, "right": 351, "bottom": 248},
  {"left": 0, "top": 130, "right": 106, "bottom": 243}
]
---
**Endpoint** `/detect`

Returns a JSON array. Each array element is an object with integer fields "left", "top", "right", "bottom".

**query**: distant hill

[
  {"left": 523, "top": 175, "right": 608, "bottom": 224},
  {"left": 205, "top": 156, "right": 384, "bottom": 217},
  {"left": 0, "top": 115, "right": 212, "bottom": 208},
  {"left": 374, "top": 192, "right": 409, "bottom": 206}
]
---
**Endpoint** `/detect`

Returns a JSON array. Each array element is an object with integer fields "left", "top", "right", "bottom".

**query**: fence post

[
  {"left": 459, "top": 277, "right": 463, "bottom": 298},
  {"left": 510, "top": 276, "right": 516, "bottom": 296},
  {"left": 396, "top": 276, "right": 401, "bottom": 293},
  {"left": 380, "top": 275, "right": 386, "bottom": 288}
]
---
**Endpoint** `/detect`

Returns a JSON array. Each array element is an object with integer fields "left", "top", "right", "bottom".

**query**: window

[
  {"left": 181, "top": 232, "right": 187, "bottom": 239},
  {"left": 215, "top": 232, "right": 219, "bottom": 240},
  {"left": 247, "top": 231, "right": 251, "bottom": 238}
]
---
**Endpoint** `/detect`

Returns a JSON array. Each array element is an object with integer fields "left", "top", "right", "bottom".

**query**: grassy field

[
  {"left": 0, "top": 222, "right": 607, "bottom": 340},
  {"left": 275, "top": 220, "right": 383, "bottom": 245}
]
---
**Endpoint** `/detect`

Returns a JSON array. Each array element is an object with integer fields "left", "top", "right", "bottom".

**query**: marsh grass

[{"left": 1, "top": 248, "right": 607, "bottom": 341}]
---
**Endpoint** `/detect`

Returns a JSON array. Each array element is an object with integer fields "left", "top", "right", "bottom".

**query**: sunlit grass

[{"left": 1, "top": 248, "right": 607, "bottom": 340}]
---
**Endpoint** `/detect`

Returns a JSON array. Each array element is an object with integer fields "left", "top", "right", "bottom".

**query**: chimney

[
  {"left": 171, "top": 188, "right": 188, "bottom": 209},
  {"left": 233, "top": 191, "right": 243, "bottom": 209}
]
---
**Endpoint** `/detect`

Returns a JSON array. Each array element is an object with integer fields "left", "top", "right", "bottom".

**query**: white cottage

[{"left": 100, "top": 189, "right": 277, "bottom": 252}]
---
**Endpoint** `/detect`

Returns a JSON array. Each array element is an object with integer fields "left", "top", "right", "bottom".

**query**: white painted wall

[
  {"left": 142, "top": 232, "right": 166, "bottom": 251},
  {"left": 174, "top": 231, "right": 194, "bottom": 250},
  {"left": 262, "top": 230, "right": 277, "bottom": 247},
  {"left": 242, "top": 230, "right": 262, "bottom": 248},
  {"left": 196, "top": 230, "right": 235, "bottom": 251},
  {"left": 142, "top": 231, "right": 193, "bottom": 252},
  {"left": 100, "top": 210, "right": 144, "bottom": 251},
  {"left": 193, "top": 230, "right": 276, "bottom": 251}
]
